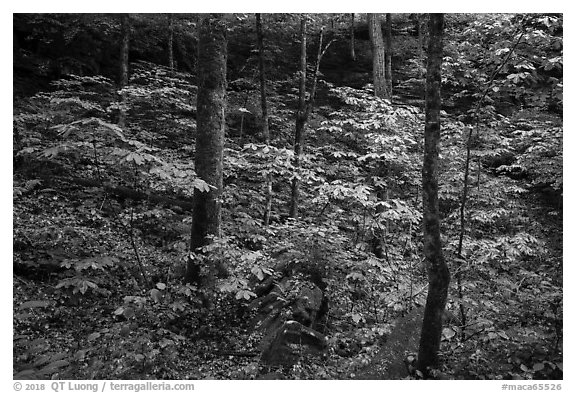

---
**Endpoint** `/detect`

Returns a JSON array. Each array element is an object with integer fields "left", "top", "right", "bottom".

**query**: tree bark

[
  {"left": 417, "top": 13, "right": 450, "bottom": 376},
  {"left": 168, "top": 14, "right": 175, "bottom": 71},
  {"left": 385, "top": 13, "right": 393, "bottom": 96},
  {"left": 187, "top": 14, "right": 227, "bottom": 285},
  {"left": 289, "top": 17, "right": 307, "bottom": 219},
  {"left": 118, "top": 13, "right": 130, "bottom": 127},
  {"left": 367, "top": 13, "right": 389, "bottom": 99},
  {"left": 256, "top": 13, "right": 273, "bottom": 226}
]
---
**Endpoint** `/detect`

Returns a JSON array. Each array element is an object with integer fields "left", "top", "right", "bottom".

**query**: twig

[
  {"left": 317, "top": 200, "right": 330, "bottom": 218},
  {"left": 115, "top": 205, "right": 150, "bottom": 288},
  {"left": 14, "top": 275, "right": 30, "bottom": 286}
]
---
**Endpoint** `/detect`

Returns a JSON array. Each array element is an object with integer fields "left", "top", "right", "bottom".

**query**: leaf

[
  {"left": 520, "top": 364, "right": 530, "bottom": 372},
  {"left": 347, "top": 272, "right": 365, "bottom": 282},
  {"left": 351, "top": 313, "right": 363, "bottom": 323},
  {"left": 159, "top": 338, "right": 174, "bottom": 348},
  {"left": 42, "top": 146, "right": 65, "bottom": 158},
  {"left": 14, "top": 369, "right": 38, "bottom": 379},
  {"left": 533, "top": 363, "right": 545, "bottom": 372},
  {"left": 156, "top": 282, "right": 166, "bottom": 290},
  {"left": 20, "top": 300, "right": 51, "bottom": 309},
  {"left": 113, "top": 306, "right": 124, "bottom": 316},
  {"left": 192, "top": 178, "right": 212, "bottom": 192},
  {"left": 235, "top": 289, "right": 256, "bottom": 300},
  {"left": 251, "top": 266, "right": 265, "bottom": 281},
  {"left": 125, "top": 152, "right": 145, "bottom": 165},
  {"left": 87, "top": 332, "right": 100, "bottom": 342},
  {"left": 123, "top": 307, "right": 135, "bottom": 319},
  {"left": 40, "top": 359, "right": 69, "bottom": 373},
  {"left": 442, "top": 327, "right": 457, "bottom": 340},
  {"left": 150, "top": 288, "right": 162, "bottom": 303}
]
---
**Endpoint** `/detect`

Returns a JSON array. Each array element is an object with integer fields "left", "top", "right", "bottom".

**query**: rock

[
  {"left": 248, "top": 254, "right": 330, "bottom": 367},
  {"left": 292, "top": 285, "right": 324, "bottom": 327},
  {"left": 260, "top": 320, "right": 327, "bottom": 367}
]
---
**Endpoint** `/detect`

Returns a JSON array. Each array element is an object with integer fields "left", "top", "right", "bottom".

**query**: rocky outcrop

[
  {"left": 249, "top": 254, "right": 329, "bottom": 368},
  {"left": 260, "top": 320, "right": 327, "bottom": 367}
]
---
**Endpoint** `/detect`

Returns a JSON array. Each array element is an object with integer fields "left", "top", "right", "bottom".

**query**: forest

[{"left": 13, "top": 13, "right": 563, "bottom": 381}]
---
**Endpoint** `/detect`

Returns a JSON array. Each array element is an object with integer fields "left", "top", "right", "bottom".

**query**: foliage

[
  {"left": 443, "top": 14, "right": 563, "bottom": 115},
  {"left": 13, "top": 12, "right": 562, "bottom": 381}
]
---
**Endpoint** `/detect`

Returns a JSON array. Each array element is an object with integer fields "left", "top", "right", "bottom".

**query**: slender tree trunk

[
  {"left": 417, "top": 13, "right": 450, "bottom": 376},
  {"left": 418, "top": 14, "right": 425, "bottom": 78},
  {"left": 256, "top": 14, "right": 273, "bottom": 226},
  {"left": 187, "top": 14, "right": 227, "bottom": 285},
  {"left": 168, "top": 14, "right": 175, "bottom": 71},
  {"left": 455, "top": 22, "right": 526, "bottom": 335},
  {"left": 367, "top": 13, "right": 389, "bottom": 99},
  {"left": 118, "top": 13, "right": 130, "bottom": 127},
  {"left": 289, "top": 17, "right": 307, "bottom": 219},
  {"left": 289, "top": 21, "right": 334, "bottom": 219},
  {"left": 385, "top": 13, "right": 393, "bottom": 96},
  {"left": 350, "top": 13, "right": 356, "bottom": 61},
  {"left": 256, "top": 14, "right": 270, "bottom": 143}
]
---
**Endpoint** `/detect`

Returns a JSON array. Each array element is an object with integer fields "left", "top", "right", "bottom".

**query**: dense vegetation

[{"left": 13, "top": 13, "right": 562, "bottom": 380}]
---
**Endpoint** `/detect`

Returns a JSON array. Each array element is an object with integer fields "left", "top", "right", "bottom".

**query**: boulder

[{"left": 260, "top": 320, "right": 327, "bottom": 367}]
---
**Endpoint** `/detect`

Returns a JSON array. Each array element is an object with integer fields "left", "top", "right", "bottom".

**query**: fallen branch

[{"left": 68, "top": 177, "right": 195, "bottom": 211}]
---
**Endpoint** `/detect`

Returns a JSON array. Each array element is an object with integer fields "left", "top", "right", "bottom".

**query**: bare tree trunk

[
  {"left": 256, "top": 14, "right": 270, "bottom": 143},
  {"left": 367, "top": 14, "right": 389, "bottom": 99},
  {"left": 350, "top": 13, "right": 356, "bottom": 61},
  {"left": 417, "top": 13, "right": 450, "bottom": 376},
  {"left": 256, "top": 13, "right": 273, "bottom": 226},
  {"left": 168, "top": 14, "right": 174, "bottom": 71},
  {"left": 385, "top": 13, "right": 393, "bottom": 96},
  {"left": 289, "top": 17, "right": 308, "bottom": 219},
  {"left": 118, "top": 13, "right": 130, "bottom": 127},
  {"left": 187, "top": 14, "right": 227, "bottom": 285},
  {"left": 289, "top": 21, "right": 334, "bottom": 219}
]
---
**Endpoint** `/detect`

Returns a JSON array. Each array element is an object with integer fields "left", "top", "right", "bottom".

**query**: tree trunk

[
  {"left": 187, "top": 14, "right": 227, "bottom": 285},
  {"left": 289, "top": 20, "right": 333, "bottom": 220},
  {"left": 289, "top": 18, "right": 307, "bottom": 219},
  {"left": 350, "top": 13, "right": 356, "bottom": 61},
  {"left": 118, "top": 13, "right": 130, "bottom": 127},
  {"left": 417, "top": 13, "right": 450, "bottom": 376},
  {"left": 367, "top": 13, "right": 389, "bottom": 99},
  {"left": 168, "top": 14, "right": 174, "bottom": 71},
  {"left": 256, "top": 13, "right": 273, "bottom": 226},
  {"left": 418, "top": 14, "right": 425, "bottom": 78},
  {"left": 256, "top": 14, "right": 270, "bottom": 143},
  {"left": 385, "top": 13, "right": 393, "bottom": 96}
]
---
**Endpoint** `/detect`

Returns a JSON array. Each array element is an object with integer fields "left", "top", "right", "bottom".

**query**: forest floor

[{"left": 13, "top": 72, "right": 563, "bottom": 380}]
